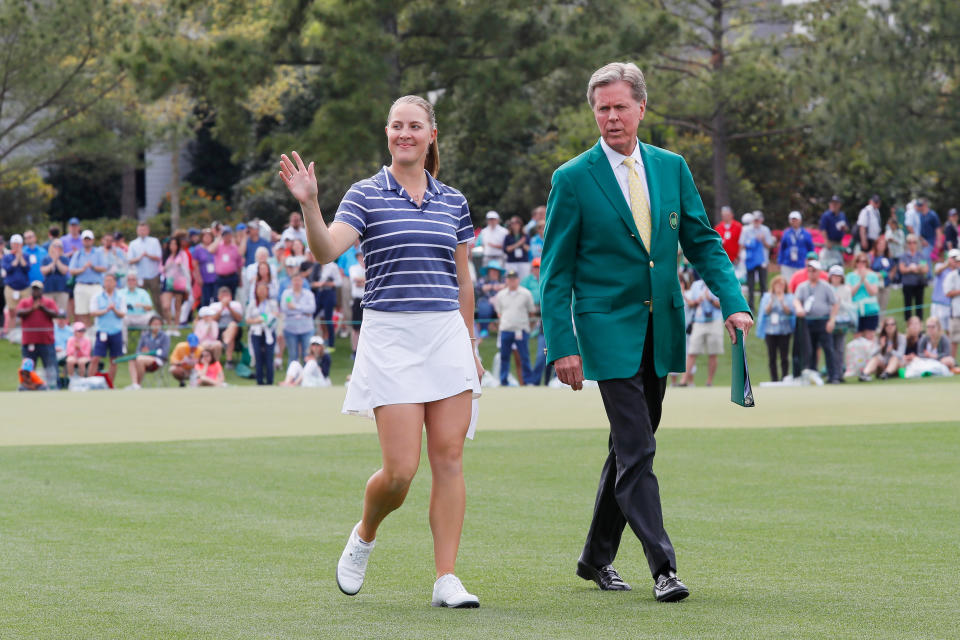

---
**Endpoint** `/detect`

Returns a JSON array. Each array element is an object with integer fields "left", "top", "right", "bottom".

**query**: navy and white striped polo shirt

[{"left": 333, "top": 166, "right": 474, "bottom": 312}]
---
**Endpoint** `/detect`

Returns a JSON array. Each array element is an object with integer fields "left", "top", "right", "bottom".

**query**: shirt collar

[
  {"left": 374, "top": 166, "right": 440, "bottom": 200},
  {"left": 599, "top": 136, "right": 643, "bottom": 170}
]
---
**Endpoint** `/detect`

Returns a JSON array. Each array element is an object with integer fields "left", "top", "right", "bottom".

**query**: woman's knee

[
  {"left": 381, "top": 464, "right": 418, "bottom": 494},
  {"left": 427, "top": 443, "right": 464, "bottom": 477}
]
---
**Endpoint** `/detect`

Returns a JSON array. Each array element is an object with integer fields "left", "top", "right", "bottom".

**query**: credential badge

[{"left": 669, "top": 211, "right": 679, "bottom": 230}]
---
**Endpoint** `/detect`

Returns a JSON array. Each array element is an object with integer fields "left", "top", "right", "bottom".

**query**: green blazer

[{"left": 540, "top": 140, "right": 749, "bottom": 380}]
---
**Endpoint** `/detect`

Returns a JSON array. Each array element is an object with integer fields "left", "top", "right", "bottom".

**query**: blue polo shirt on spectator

[
  {"left": 919, "top": 210, "right": 940, "bottom": 247},
  {"left": 69, "top": 247, "right": 107, "bottom": 285},
  {"left": 244, "top": 237, "right": 273, "bottom": 266},
  {"left": 336, "top": 244, "right": 359, "bottom": 273},
  {"left": 41, "top": 255, "right": 70, "bottom": 292},
  {"left": 93, "top": 289, "right": 126, "bottom": 335},
  {"left": 819, "top": 209, "right": 847, "bottom": 243},
  {"left": 778, "top": 227, "right": 816, "bottom": 269},
  {"left": 1, "top": 253, "right": 31, "bottom": 290},
  {"left": 23, "top": 245, "right": 48, "bottom": 282}
]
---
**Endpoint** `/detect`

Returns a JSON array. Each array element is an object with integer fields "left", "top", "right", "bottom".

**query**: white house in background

[{"left": 139, "top": 144, "right": 192, "bottom": 220}]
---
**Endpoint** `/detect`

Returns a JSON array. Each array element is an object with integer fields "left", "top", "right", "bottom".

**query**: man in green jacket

[{"left": 540, "top": 62, "right": 753, "bottom": 603}]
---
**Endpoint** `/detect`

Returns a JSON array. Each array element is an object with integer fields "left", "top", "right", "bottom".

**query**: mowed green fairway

[{"left": 1, "top": 389, "right": 958, "bottom": 639}]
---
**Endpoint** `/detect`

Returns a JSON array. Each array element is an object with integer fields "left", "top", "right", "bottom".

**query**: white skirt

[{"left": 343, "top": 309, "right": 482, "bottom": 439}]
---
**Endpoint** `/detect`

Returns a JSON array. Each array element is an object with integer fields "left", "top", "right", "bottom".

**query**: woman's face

[
  {"left": 386, "top": 103, "right": 436, "bottom": 168},
  {"left": 202, "top": 231, "right": 214, "bottom": 245},
  {"left": 882, "top": 319, "right": 897, "bottom": 338},
  {"left": 771, "top": 280, "right": 785, "bottom": 295},
  {"left": 907, "top": 316, "right": 922, "bottom": 335},
  {"left": 926, "top": 320, "right": 941, "bottom": 340},
  {"left": 907, "top": 239, "right": 918, "bottom": 253},
  {"left": 257, "top": 263, "right": 270, "bottom": 279},
  {"left": 292, "top": 240, "right": 305, "bottom": 256},
  {"left": 169, "top": 238, "right": 179, "bottom": 254},
  {"left": 201, "top": 352, "right": 212, "bottom": 364},
  {"left": 874, "top": 236, "right": 887, "bottom": 253}
]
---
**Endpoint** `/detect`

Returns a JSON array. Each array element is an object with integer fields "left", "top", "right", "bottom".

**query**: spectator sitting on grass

[
  {"left": 902, "top": 316, "right": 923, "bottom": 366},
  {"left": 917, "top": 317, "right": 956, "bottom": 371},
  {"left": 169, "top": 333, "right": 201, "bottom": 386},
  {"left": 209, "top": 287, "right": 243, "bottom": 367},
  {"left": 16, "top": 280, "right": 60, "bottom": 387},
  {"left": 861, "top": 317, "right": 905, "bottom": 380},
  {"left": 127, "top": 315, "right": 170, "bottom": 390},
  {"left": 121, "top": 271, "right": 154, "bottom": 345},
  {"left": 65, "top": 322, "right": 92, "bottom": 377},
  {"left": 89, "top": 273, "right": 125, "bottom": 383},
  {"left": 193, "top": 347, "right": 225, "bottom": 387},
  {"left": 18, "top": 358, "right": 47, "bottom": 391},
  {"left": 279, "top": 336, "right": 331, "bottom": 387},
  {"left": 193, "top": 306, "right": 223, "bottom": 361}
]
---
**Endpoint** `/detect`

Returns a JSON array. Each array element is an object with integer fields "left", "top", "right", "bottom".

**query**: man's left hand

[{"left": 724, "top": 311, "right": 754, "bottom": 344}]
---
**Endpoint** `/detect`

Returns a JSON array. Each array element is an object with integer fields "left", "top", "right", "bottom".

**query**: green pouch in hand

[{"left": 731, "top": 328, "right": 754, "bottom": 407}]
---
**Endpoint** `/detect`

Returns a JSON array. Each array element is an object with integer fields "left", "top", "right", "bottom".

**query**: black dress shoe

[
  {"left": 576, "top": 560, "right": 631, "bottom": 591},
  {"left": 654, "top": 572, "right": 689, "bottom": 602}
]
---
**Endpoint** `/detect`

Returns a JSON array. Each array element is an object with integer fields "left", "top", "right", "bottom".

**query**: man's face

[
  {"left": 31, "top": 286, "right": 42, "bottom": 299},
  {"left": 69, "top": 223, "right": 80, "bottom": 236},
  {"left": 103, "top": 275, "right": 115, "bottom": 291},
  {"left": 721, "top": 209, "right": 733, "bottom": 223},
  {"left": 103, "top": 235, "right": 113, "bottom": 249},
  {"left": 829, "top": 201, "right": 840, "bottom": 212},
  {"left": 137, "top": 224, "right": 148, "bottom": 238},
  {"left": 127, "top": 274, "right": 138, "bottom": 289},
  {"left": 918, "top": 202, "right": 928, "bottom": 214},
  {"left": 82, "top": 237, "right": 94, "bottom": 250},
  {"left": 222, "top": 232, "right": 233, "bottom": 244},
  {"left": 806, "top": 265, "right": 819, "bottom": 279},
  {"left": 486, "top": 218, "right": 499, "bottom": 228},
  {"left": 24, "top": 231, "right": 36, "bottom": 247},
  {"left": 592, "top": 81, "right": 645, "bottom": 156},
  {"left": 790, "top": 217, "right": 802, "bottom": 229},
  {"left": 506, "top": 275, "right": 519, "bottom": 290},
  {"left": 11, "top": 240, "right": 22, "bottom": 253},
  {"left": 532, "top": 265, "right": 540, "bottom": 279},
  {"left": 289, "top": 213, "right": 301, "bottom": 229},
  {"left": 248, "top": 225, "right": 259, "bottom": 240},
  {"left": 487, "top": 269, "right": 501, "bottom": 282}
]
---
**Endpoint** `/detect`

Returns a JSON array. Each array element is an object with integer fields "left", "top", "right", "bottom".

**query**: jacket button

[{"left": 649, "top": 261, "right": 654, "bottom": 268}]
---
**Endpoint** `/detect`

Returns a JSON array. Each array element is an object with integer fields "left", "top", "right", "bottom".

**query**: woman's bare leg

[
  {"left": 424, "top": 390, "right": 471, "bottom": 577},
  {"left": 357, "top": 403, "right": 424, "bottom": 542}
]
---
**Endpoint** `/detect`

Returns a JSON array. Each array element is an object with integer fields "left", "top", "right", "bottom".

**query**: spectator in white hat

[
  {"left": 478, "top": 210, "right": 508, "bottom": 267},
  {"left": 279, "top": 335, "right": 331, "bottom": 387},
  {"left": 68, "top": 229, "right": 107, "bottom": 326},
  {"left": 778, "top": 211, "right": 816, "bottom": 283},
  {"left": 2, "top": 234, "right": 31, "bottom": 334},
  {"left": 65, "top": 321, "right": 92, "bottom": 377},
  {"left": 793, "top": 260, "right": 841, "bottom": 383},
  {"left": 827, "top": 265, "right": 855, "bottom": 379},
  {"left": 193, "top": 305, "right": 223, "bottom": 361}
]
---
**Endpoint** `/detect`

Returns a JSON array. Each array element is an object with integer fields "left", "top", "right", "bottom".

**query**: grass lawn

[{"left": 1, "top": 421, "right": 957, "bottom": 639}]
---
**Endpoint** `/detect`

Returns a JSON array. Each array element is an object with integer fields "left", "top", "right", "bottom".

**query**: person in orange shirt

[
  {"left": 193, "top": 347, "right": 224, "bottom": 387},
  {"left": 168, "top": 333, "right": 202, "bottom": 387},
  {"left": 18, "top": 358, "right": 47, "bottom": 391}
]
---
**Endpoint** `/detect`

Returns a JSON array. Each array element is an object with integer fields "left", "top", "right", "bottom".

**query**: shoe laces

[
  {"left": 437, "top": 573, "right": 466, "bottom": 593},
  {"left": 348, "top": 539, "right": 372, "bottom": 567},
  {"left": 656, "top": 573, "right": 679, "bottom": 589}
]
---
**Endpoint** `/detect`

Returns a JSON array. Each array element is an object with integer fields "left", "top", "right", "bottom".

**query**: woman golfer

[{"left": 279, "top": 95, "right": 483, "bottom": 608}]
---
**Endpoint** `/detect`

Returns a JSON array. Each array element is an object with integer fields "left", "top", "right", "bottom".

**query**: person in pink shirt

[
  {"left": 213, "top": 226, "right": 243, "bottom": 297},
  {"left": 193, "top": 306, "right": 222, "bottom": 360},
  {"left": 65, "top": 321, "right": 92, "bottom": 377}
]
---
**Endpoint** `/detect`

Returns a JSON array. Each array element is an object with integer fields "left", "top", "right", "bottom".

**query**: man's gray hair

[{"left": 587, "top": 62, "right": 647, "bottom": 108}]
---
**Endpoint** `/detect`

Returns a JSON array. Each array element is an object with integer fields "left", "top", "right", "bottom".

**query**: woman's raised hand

[{"left": 279, "top": 151, "right": 317, "bottom": 204}]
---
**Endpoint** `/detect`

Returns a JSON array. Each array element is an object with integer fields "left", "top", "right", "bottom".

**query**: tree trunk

[
  {"left": 711, "top": 111, "right": 730, "bottom": 221},
  {"left": 709, "top": 0, "right": 729, "bottom": 222},
  {"left": 169, "top": 134, "right": 181, "bottom": 233},
  {"left": 120, "top": 164, "right": 137, "bottom": 219}
]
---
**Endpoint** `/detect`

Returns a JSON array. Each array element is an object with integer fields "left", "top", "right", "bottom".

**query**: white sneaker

[
  {"left": 336, "top": 522, "right": 374, "bottom": 596},
  {"left": 431, "top": 574, "right": 479, "bottom": 608},
  {"left": 125, "top": 383, "right": 141, "bottom": 390}
]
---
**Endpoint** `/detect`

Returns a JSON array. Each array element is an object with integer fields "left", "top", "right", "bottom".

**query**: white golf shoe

[
  {"left": 336, "top": 522, "right": 374, "bottom": 596},
  {"left": 431, "top": 574, "right": 479, "bottom": 608}
]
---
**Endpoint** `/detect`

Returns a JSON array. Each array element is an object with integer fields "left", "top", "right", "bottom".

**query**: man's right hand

[{"left": 554, "top": 354, "right": 584, "bottom": 391}]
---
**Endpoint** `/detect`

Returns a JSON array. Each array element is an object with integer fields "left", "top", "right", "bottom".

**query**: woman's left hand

[{"left": 474, "top": 353, "right": 485, "bottom": 382}]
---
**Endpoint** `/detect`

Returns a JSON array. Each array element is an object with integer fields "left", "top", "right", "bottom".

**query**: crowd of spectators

[{"left": 3, "top": 195, "right": 959, "bottom": 390}]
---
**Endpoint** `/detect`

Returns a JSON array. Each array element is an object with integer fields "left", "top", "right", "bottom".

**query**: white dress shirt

[{"left": 599, "top": 137, "right": 651, "bottom": 212}]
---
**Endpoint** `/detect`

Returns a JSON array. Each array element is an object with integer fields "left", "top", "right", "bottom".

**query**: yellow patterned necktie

[{"left": 622, "top": 157, "right": 652, "bottom": 250}]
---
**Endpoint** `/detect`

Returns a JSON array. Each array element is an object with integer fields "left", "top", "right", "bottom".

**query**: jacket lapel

[
  {"left": 586, "top": 142, "right": 643, "bottom": 245},
  {"left": 638, "top": 142, "right": 661, "bottom": 253}
]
